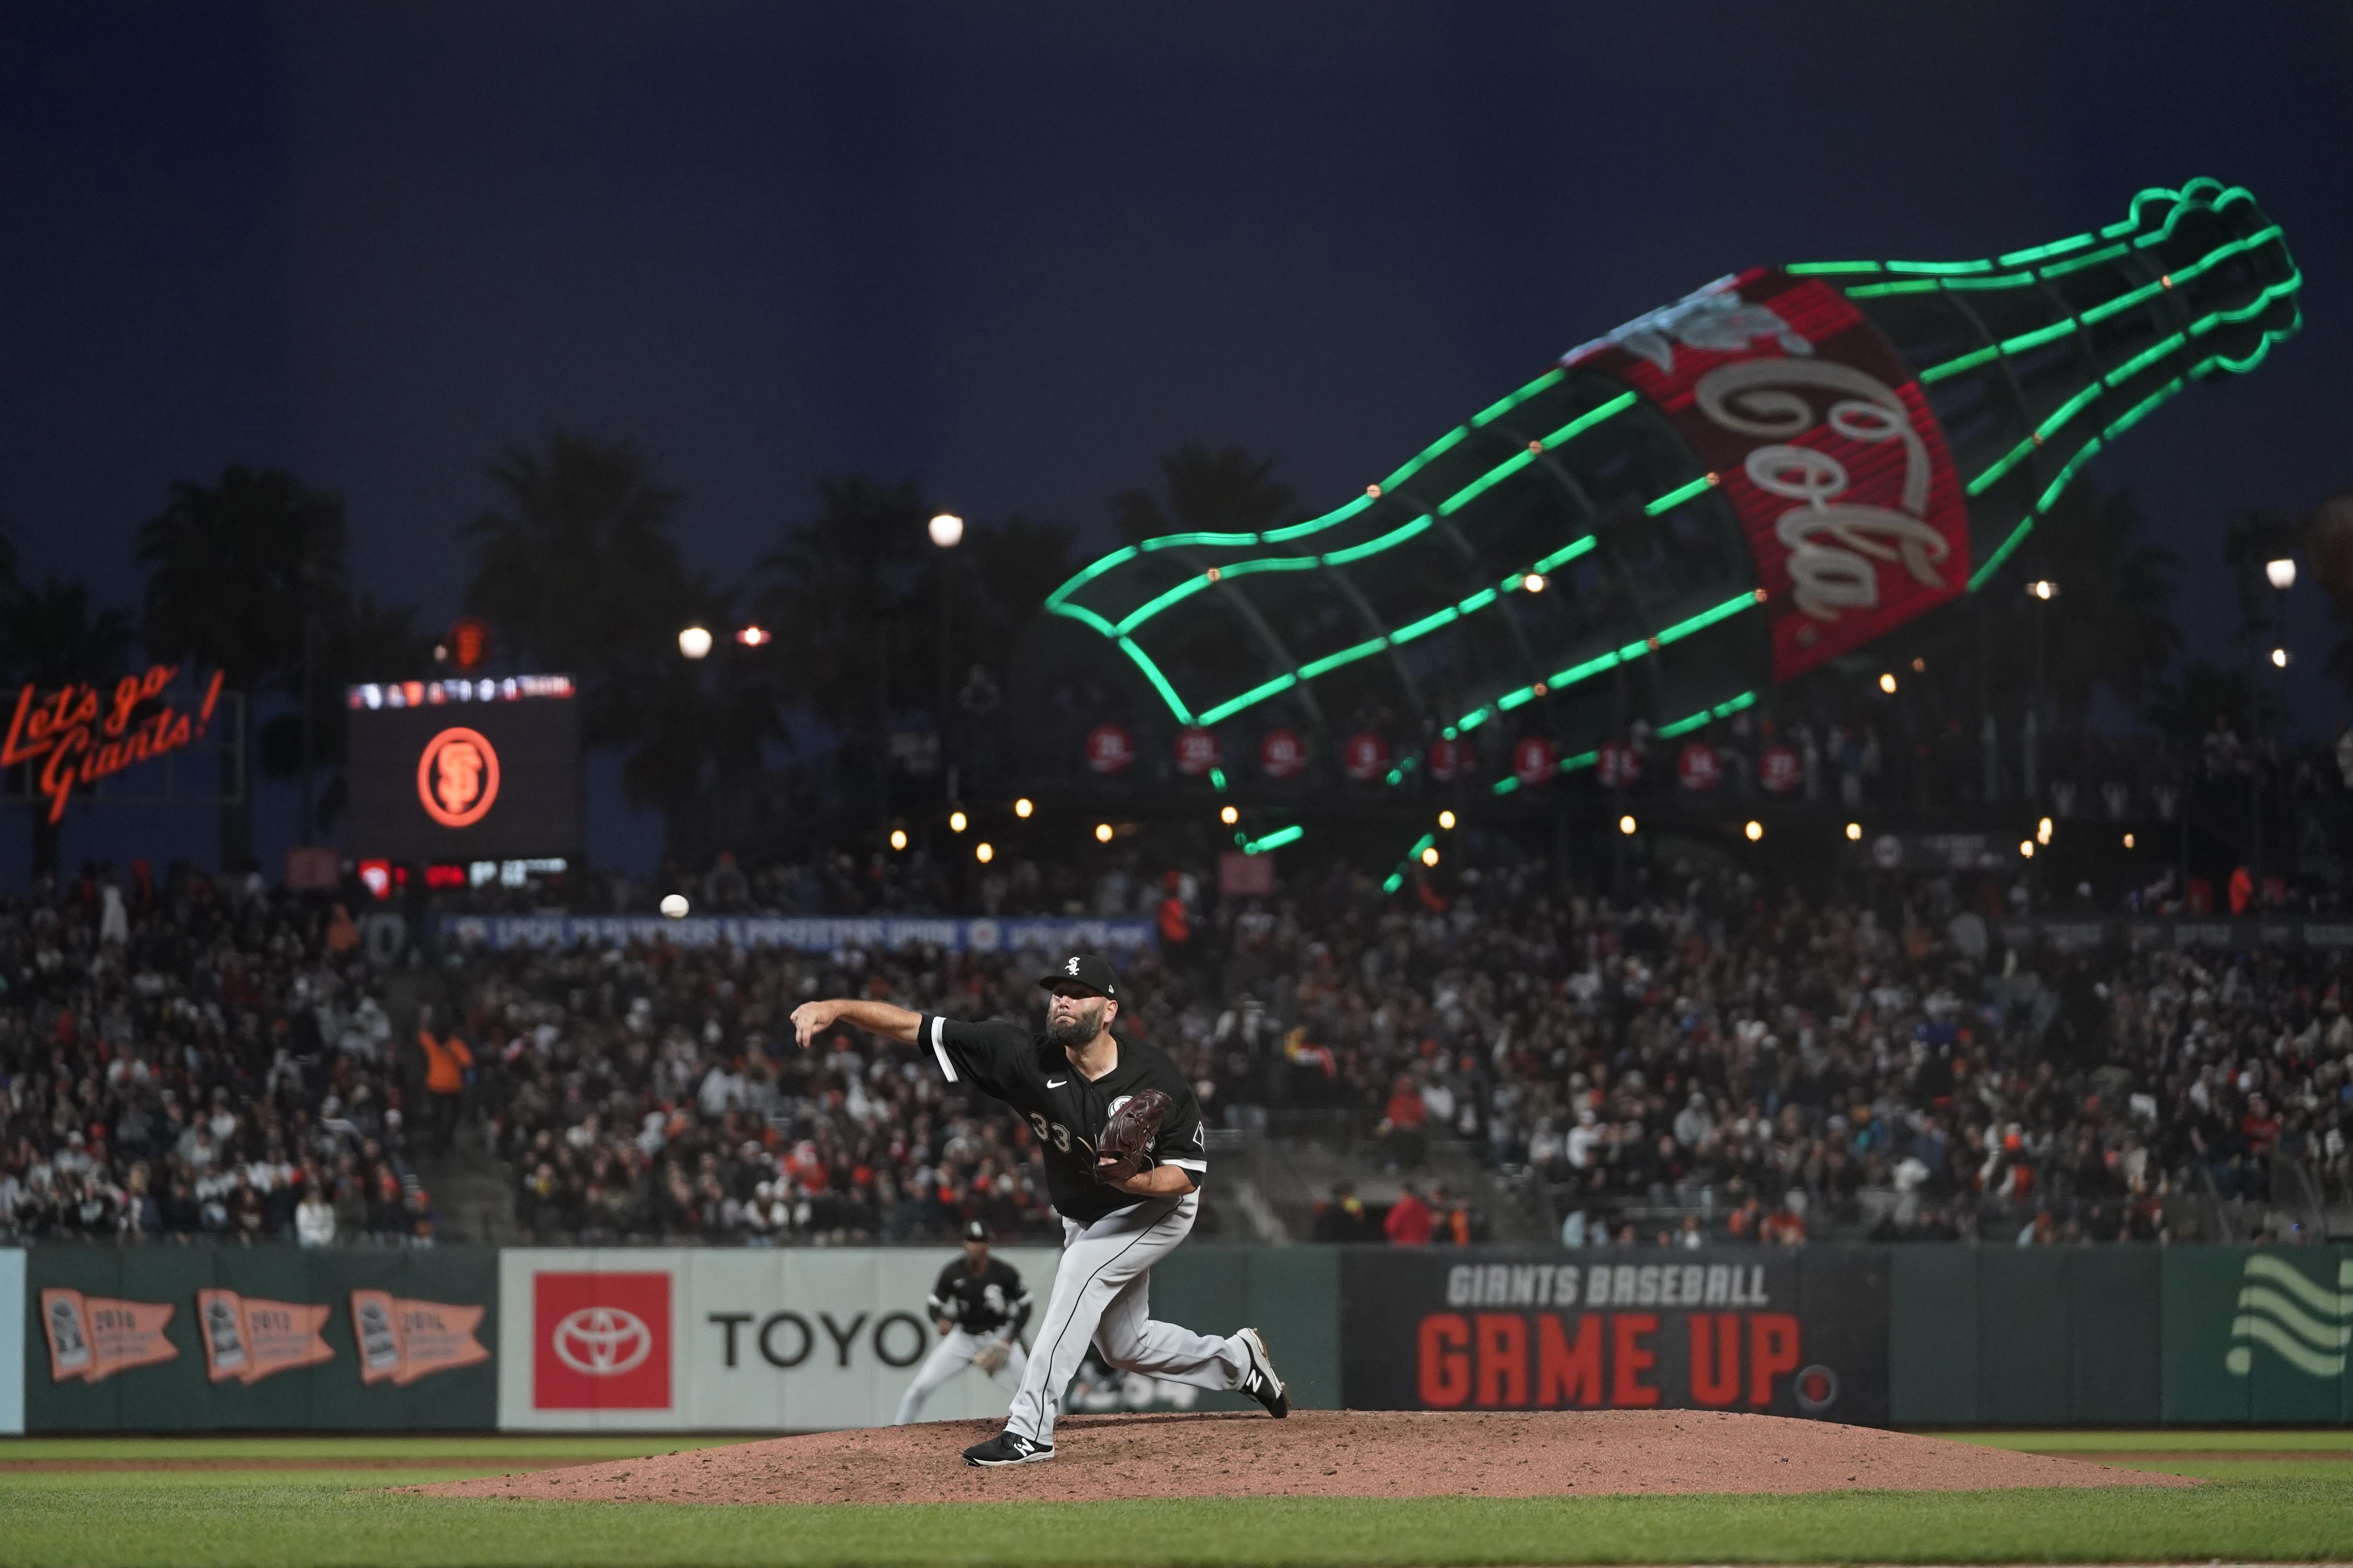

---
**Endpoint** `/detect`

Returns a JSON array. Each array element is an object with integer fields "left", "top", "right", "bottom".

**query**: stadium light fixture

[
  {"left": 1744, "top": 820, "right": 1764, "bottom": 842},
  {"left": 888, "top": 828, "right": 908, "bottom": 851},
  {"left": 1094, "top": 822, "right": 1114, "bottom": 843},
  {"left": 2123, "top": 832, "right": 2136, "bottom": 849},
  {"left": 1437, "top": 810, "right": 1456, "bottom": 830},
  {"left": 2026, "top": 581, "right": 2059, "bottom": 601},
  {"left": 1220, "top": 805, "right": 1239, "bottom": 825},
  {"left": 1522, "top": 574, "right": 1546, "bottom": 593},
  {"left": 1014, "top": 798, "right": 1034, "bottom": 818},
  {"left": 734, "top": 625, "right": 771, "bottom": 647},
  {"left": 2271, "top": 646, "right": 2291, "bottom": 668},
  {"left": 677, "top": 626, "right": 714, "bottom": 660},
  {"left": 1846, "top": 822, "right": 1862, "bottom": 841},
  {"left": 1420, "top": 846, "right": 1440, "bottom": 867},
  {"left": 975, "top": 842, "right": 994, "bottom": 864},
  {"left": 2019, "top": 840, "right": 2035, "bottom": 859},
  {"left": 2037, "top": 816, "right": 2054, "bottom": 845},
  {"left": 659, "top": 893, "right": 689, "bottom": 918},
  {"left": 928, "top": 513, "right": 965, "bottom": 549},
  {"left": 2266, "top": 557, "right": 2296, "bottom": 590},
  {"left": 1878, "top": 672, "right": 1897, "bottom": 694},
  {"left": 1618, "top": 815, "right": 1637, "bottom": 835},
  {"left": 948, "top": 809, "right": 968, "bottom": 833}
]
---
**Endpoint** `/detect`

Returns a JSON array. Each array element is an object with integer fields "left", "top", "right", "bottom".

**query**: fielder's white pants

[
  {"left": 893, "top": 1328, "right": 1029, "bottom": 1425},
  {"left": 1005, "top": 1192, "right": 1249, "bottom": 1444}
]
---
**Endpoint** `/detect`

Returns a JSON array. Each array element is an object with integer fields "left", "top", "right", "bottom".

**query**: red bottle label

[{"left": 1563, "top": 269, "right": 1969, "bottom": 681}]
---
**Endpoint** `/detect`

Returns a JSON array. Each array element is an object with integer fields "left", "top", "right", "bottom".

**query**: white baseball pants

[
  {"left": 893, "top": 1328, "right": 1029, "bottom": 1425},
  {"left": 1004, "top": 1191, "right": 1250, "bottom": 1444}
]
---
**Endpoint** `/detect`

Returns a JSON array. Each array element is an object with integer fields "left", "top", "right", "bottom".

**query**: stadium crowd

[{"left": 2, "top": 843, "right": 2349, "bottom": 1248}]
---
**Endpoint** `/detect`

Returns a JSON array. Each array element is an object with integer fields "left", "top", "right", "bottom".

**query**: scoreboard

[{"left": 346, "top": 676, "right": 582, "bottom": 861}]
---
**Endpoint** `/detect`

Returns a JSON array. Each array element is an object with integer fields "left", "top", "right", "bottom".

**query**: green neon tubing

[
  {"left": 1195, "top": 672, "right": 1300, "bottom": 728},
  {"left": 1296, "top": 637, "right": 1390, "bottom": 681},
  {"left": 1382, "top": 872, "right": 1404, "bottom": 894},
  {"left": 1490, "top": 776, "right": 1520, "bottom": 796},
  {"left": 1644, "top": 475, "right": 1714, "bottom": 516},
  {"left": 1800, "top": 181, "right": 2263, "bottom": 293},
  {"left": 1241, "top": 825, "right": 1304, "bottom": 855},
  {"left": 1532, "top": 536, "right": 1598, "bottom": 574},
  {"left": 1472, "top": 369, "right": 1565, "bottom": 426},
  {"left": 1045, "top": 546, "right": 1139, "bottom": 607},
  {"left": 1448, "top": 590, "right": 1759, "bottom": 736},
  {"left": 1953, "top": 254, "right": 2298, "bottom": 501},
  {"left": 1915, "top": 219, "right": 2288, "bottom": 386},
  {"left": 1075, "top": 391, "right": 1641, "bottom": 655},
  {"left": 1117, "top": 637, "right": 1195, "bottom": 726},
  {"left": 1558, "top": 749, "right": 1598, "bottom": 774},
  {"left": 1657, "top": 691, "right": 1757, "bottom": 738}
]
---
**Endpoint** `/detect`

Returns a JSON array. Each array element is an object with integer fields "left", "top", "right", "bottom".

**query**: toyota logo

[{"left": 552, "top": 1306, "right": 653, "bottom": 1377}]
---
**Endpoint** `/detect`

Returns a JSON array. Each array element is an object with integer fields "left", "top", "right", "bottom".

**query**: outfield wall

[{"left": 7, "top": 1244, "right": 2347, "bottom": 1431}]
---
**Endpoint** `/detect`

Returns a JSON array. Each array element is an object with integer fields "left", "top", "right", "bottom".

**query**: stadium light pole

[
  {"left": 2022, "top": 582, "right": 2057, "bottom": 801},
  {"left": 930, "top": 514, "right": 963, "bottom": 798}
]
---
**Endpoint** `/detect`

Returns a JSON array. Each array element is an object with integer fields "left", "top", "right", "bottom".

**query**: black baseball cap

[
  {"left": 1040, "top": 953, "right": 1118, "bottom": 997},
  {"left": 963, "top": 1219, "right": 992, "bottom": 1242}
]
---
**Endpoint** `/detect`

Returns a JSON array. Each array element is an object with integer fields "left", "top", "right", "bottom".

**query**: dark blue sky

[{"left": 2, "top": 2, "right": 2347, "bottom": 876}]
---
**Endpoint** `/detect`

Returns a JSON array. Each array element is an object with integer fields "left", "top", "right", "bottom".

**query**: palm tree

[
  {"left": 1112, "top": 445, "right": 1298, "bottom": 547},
  {"left": 463, "top": 434, "right": 753, "bottom": 858},
  {"left": 137, "top": 467, "right": 344, "bottom": 872},
  {"left": 259, "top": 594, "right": 439, "bottom": 832},
  {"left": 2011, "top": 485, "right": 2182, "bottom": 726},
  {"left": 0, "top": 578, "right": 135, "bottom": 878},
  {"left": 462, "top": 435, "right": 701, "bottom": 690},
  {"left": 754, "top": 476, "right": 929, "bottom": 797}
]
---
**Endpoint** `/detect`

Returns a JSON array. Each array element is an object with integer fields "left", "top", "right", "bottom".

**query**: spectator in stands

[
  {"left": 415, "top": 1007, "right": 473, "bottom": 1158},
  {"left": 1383, "top": 1180, "right": 1433, "bottom": 1245},
  {"left": 295, "top": 1183, "right": 335, "bottom": 1247}
]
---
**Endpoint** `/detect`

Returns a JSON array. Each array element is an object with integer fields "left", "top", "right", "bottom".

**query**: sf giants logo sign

[{"left": 417, "top": 726, "right": 500, "bottom": 827}]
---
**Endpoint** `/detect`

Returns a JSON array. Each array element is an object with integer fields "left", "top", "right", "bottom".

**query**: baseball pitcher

[
  {"left": 893, "top": 1218, "right": 1033, "bottom": 1425},
  {"left": 791, "top": 952, "right": 1286, "bottom": 1466}
]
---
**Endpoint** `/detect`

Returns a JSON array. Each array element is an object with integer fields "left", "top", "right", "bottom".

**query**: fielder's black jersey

[
  {"left": 918, "top": 1014, "right": 1209, "bottom": 1224},
  {"left": 926, "top": 1256, "right": 1032, "bottom": 1336}
]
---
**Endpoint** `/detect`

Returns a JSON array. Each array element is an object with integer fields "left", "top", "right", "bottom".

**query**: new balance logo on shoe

[{"left": 963, "top": 1431, "right": 1056, "bottom": 1467}]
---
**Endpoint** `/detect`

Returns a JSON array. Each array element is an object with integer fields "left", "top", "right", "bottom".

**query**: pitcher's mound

[{"left": 413, "top": 1410, "right": 2193, "bottom": 1507}]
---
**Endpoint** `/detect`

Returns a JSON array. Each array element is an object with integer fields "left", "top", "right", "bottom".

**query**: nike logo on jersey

[{"left": 1046, "top": 1078, "right": 1068, "bottom": 1087}]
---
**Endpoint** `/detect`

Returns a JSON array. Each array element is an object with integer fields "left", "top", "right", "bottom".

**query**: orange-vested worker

[{"left": 416, "top": 1006, "right": 473, "bottom": 1156}]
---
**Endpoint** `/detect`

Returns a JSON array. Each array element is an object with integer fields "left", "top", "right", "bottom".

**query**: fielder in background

[
  {"left": 893, "top": 1219, "right": 1033, "bottom": 1425},
  {"left": 791, "top": 952, "right": 1286, "bottom": 1468}
]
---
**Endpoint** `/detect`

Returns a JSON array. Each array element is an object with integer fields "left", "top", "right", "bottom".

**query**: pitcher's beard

[{"left": 1045, "top": 1012, "right": 1095, "bottom": 1051}]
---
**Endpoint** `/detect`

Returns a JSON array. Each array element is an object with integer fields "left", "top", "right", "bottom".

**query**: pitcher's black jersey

[
  {"left": 918, "top": 1014, "right": 1208, "bottom": 1224},
  {"left": 927, "top": 1256, "right": 1031, "bottom": 1335}
]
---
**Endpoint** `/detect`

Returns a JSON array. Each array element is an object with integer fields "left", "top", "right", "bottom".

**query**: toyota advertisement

[
  {"left": 344, "top": 676, "right": 582, "bottom": 862},
  {"left": 495, "top": 1248, "right": 1060, "bottom": 1431},
  {"left": 1338, "top": 1249, "right": 1890, "bottom": 1425}
]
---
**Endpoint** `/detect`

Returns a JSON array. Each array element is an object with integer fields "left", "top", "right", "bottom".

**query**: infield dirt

[{"left": 412, "top": 1410, "right": 2197, "bottom": 1507}]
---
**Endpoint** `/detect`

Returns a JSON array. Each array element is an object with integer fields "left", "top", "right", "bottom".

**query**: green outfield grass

[{"left": 0, "top": 1434, "right": 2346, "bottom": 1566}]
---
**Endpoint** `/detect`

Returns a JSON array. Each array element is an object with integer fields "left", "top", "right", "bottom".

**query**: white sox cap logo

[
  {"left": 552, "top": 1306, "right": 653, "bottom": 1377},
  {"left": 1066, "top": 957, "right": 1080, "bottom": 974}
]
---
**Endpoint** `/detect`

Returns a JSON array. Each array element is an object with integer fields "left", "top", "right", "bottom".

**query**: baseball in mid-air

[{"left": 659, "top": 894, "right": 689, "bottom": 919}]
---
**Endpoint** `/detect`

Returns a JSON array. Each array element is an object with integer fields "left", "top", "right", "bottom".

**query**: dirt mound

[{"left": 411, "top": 1410, "right": 2194, "bottom": 1507}]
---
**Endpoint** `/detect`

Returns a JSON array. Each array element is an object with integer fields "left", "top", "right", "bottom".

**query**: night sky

[{"left": 2, "top": 2, "right": 2347, "bottom": 878}]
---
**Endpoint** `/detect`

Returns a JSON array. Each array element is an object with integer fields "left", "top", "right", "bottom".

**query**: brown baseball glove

[
  {"left": 971, "top": 1337, "right": 1010, "bottom": 1374},
  {"left": 1094, "top": 1088, "right": 1173, "bottom": 1184}
]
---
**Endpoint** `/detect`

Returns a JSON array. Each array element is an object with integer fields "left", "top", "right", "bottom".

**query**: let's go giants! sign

[
  {"left": 2, "top": 666, "right": 224, "bottom": 824},
  {"left": 1340, "top": 1248, "right": 1888, "bottom": 1423}
]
